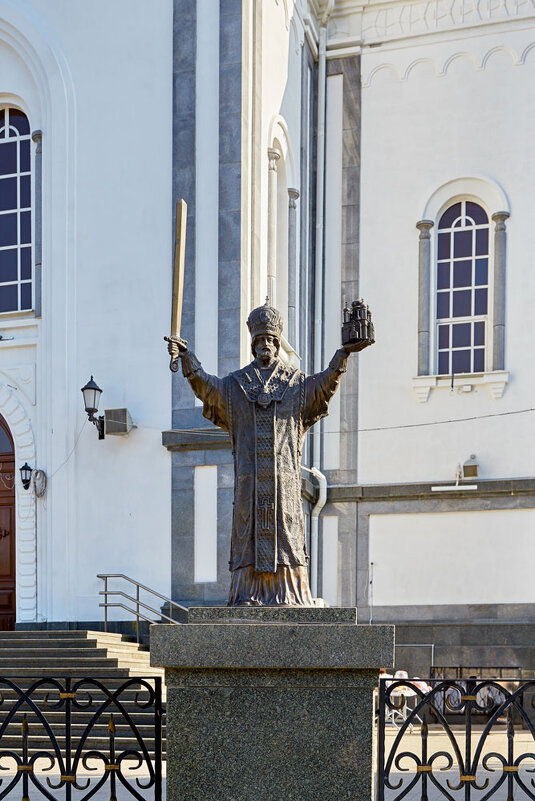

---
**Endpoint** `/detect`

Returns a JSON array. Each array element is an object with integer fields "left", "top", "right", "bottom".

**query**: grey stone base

[
  {"left": 367, "top": 602, "right": 535, "bottom": 623},
  {"left": 151, "top": 608, "right": 393, "bottom": 801}
]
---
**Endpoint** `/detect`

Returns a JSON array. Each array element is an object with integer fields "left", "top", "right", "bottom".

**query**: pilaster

[{"left": 416, "top": 219, "right": 434, "bottom": 376}]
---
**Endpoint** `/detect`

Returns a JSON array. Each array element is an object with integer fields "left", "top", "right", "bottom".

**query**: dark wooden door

[{"left": 0, "top": 418, "right": 15, "bottom": 630}]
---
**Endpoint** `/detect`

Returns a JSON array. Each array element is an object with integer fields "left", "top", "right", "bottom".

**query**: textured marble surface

[
  {"left": 187, "top": 605, "right": 358, "bottom": 623},
  {"left": 151, "top": 621, "right": 393, "bottom": 669},
  {"left": 153, "top": 610, "right": 394, "bottom": 800},
  {"left": 166, "top": 679, "right": 376, "bottom": 801}
]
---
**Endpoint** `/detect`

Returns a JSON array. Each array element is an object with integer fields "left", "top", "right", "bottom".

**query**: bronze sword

[{"left": 164, "top": 199, "right": 188, "bottom": 372}]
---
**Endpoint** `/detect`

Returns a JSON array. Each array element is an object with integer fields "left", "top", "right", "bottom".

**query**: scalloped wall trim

[
  {"left": 0, "top": 384, "right": 37, "bottom": 622},
  {"left": 363, "top": 41, "right": 534, "bottom": 85}
]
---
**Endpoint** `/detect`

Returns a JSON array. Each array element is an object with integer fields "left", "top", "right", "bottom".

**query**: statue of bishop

[{"left": 167, "top": 301, "right": 373, "bottom": 606}]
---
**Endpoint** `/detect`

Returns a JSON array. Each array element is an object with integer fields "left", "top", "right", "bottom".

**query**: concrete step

[
  {"left": 0, "top": 668, "right": 135, "bottom": 677},
  {"left": 0, "top": 662, "right": 158, "bottom": 673},
  {"left": 0, "top": 722, "right": 165, "bottom": 735},
  {"left": 0, "top": 648, "right": 151, "bottom": 661},
  {"left": 0, "top": 680, "right": 166, "bottom": 692},
  {"left": 0, "top": 658, "right": 125, "bottom": 668},
  {"left": 0, "top": 740, "right": 166, "bottom": 754},
  {"left": 0, "top": 637, "right": 149, "bottom": 654},
  {"left": 0, "top": 716, "right": 165, "bottom": 726},
  {"left": 5, "top": 630, "right": 136, "bottom": 641},
  {"left": 0, "top": 630, "right": 167, "bottom": 759}
]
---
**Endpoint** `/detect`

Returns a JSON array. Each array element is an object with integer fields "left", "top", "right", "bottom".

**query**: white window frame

[
  {"left": 433, "top": 199, "right": 491, "bottom": 377},
  {"left": 0, "top": 105, "right": 34, "bottom": 316},
  {"left": 412, "top": 178, "right": 510, "bottom": 402}
]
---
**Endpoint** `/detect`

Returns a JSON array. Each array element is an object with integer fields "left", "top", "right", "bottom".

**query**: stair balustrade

[{"left": 97, "top": 574, "right": 187, "bottom": 643}]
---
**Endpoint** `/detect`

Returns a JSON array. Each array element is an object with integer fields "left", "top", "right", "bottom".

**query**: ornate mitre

[{"left": 246, "top": 302, "right": 283, "bottom": 341}]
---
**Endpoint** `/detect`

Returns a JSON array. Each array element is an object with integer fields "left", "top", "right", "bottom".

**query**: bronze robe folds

[{"left": 181, "top": 350, "right": 349, "bottom": 574}]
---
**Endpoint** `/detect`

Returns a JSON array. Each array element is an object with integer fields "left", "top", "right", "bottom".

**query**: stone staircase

[{"left": 0, "top": 630, "right": 165, "bottom": 757}]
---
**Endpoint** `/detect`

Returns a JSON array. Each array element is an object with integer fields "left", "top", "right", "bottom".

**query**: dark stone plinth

[
  {"left": 151, "top": 609, "right": 394, "bottom": 801},
  {"left": 187, "top": 605, "right": 357, "bottom": 623}
]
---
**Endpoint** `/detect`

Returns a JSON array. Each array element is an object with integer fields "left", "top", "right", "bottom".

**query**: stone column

[
  {"left": 492, "top": 211, "right": 510, "bottom": 371},
  {"left": 416, "top": 220, "right": 434, "bottom": 375},
  {"left": 31, "top": 130, "right": 42, "bottom": 318},
  {"left": 152, "top": 607, "right": 394, "bottom": 801},
  {"left": 267, "top": 148, "right": 280, "bottom": 304},
  {"left": 287, "top": 187, "right": 299, "bottom": 347}
]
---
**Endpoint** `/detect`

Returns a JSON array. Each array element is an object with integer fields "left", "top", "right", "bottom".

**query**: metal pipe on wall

[{"left": 303, "top": 466, "right": 327, "bottom": 598}]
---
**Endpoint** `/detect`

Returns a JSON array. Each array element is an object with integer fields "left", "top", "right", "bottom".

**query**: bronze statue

[{"left": 167, "top": 301, "right": 374, "bottom": 606}]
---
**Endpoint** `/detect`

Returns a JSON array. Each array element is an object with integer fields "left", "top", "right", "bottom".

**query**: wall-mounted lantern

[
  {"left": 81, "top": 376, "right": 105, "bottom": 440},
  {"left": 19, "top": 462, "right": 32, "bottom": 490}
]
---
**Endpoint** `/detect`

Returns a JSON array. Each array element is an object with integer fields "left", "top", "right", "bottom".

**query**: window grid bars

[
  {"left": 435, "top": 200, "right": 489, "bottom": 376},
  {"left": 0, "top": 107, "right": 32, "bottom": 313}
]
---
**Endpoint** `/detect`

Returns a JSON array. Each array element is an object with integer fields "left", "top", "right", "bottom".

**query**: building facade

[{"left": 0, "top": 0, "right": 534, "bottom": 633}]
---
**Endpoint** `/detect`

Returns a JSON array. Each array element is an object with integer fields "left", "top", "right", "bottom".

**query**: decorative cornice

[{"left": 363, "top": 42, "right": 535, "bottom": 86}]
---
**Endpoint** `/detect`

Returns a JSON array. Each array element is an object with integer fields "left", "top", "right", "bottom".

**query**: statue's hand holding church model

[{"left": 167, "top": 300, "right": 374, "bottom": 606}]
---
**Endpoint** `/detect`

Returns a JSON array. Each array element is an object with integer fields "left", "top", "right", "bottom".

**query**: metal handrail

[
  {"left": 99, "top": 591, "right": 185, "bottom": 624},
  {"left": 97, "top": 573, "right": 187, "bottom": 642}
]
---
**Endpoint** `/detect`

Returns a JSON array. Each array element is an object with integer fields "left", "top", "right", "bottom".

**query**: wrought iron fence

[
  {"left": 377, "top": 677, "right": 535, "bottom": 800},
  {"left": 0, "top": 676, "right": 162, "bottom": 800}
]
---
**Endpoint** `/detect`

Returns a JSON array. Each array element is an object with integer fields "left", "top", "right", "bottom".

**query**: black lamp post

[
  {"left": 81, "top": 376, "right": 105, "bottom": 440},
  {"left": 19, "top": 462, "right": 32, "bottom": 490}
]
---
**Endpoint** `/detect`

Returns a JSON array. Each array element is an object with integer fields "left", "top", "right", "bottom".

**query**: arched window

[
  {"left": 0, "top": 107, "right": 32, "bottom": 313},
  {"left": 435, "top": 200, "right": 489, "bottom": 375}
]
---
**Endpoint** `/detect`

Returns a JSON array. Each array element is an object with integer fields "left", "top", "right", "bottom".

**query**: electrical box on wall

[{"left": 104, "top": 408, "right": 134, "bottom": 436}]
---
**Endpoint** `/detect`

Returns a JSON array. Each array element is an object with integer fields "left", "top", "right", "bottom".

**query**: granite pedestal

[{"left": 151, "top": 608, "right": 394, "bottom": 801}]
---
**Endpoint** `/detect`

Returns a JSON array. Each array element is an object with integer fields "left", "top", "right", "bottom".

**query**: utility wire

[
  {"left": 166, "top": 406, "right": 535, "bottom": 436},
  {"left": 48, "top": 417, "right": 88, "bottom": 480}
]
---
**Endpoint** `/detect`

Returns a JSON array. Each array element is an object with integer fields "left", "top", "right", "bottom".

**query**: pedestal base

[{"left": 151, "top": 608, "right": 394, "bottom": 801}]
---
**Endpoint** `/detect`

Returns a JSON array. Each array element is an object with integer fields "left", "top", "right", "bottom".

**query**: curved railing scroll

[{"left": 377, "top": 677, "right": 535, "bottom": 800}]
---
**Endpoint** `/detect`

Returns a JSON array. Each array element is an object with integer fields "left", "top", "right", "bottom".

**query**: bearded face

[{"left": 253, "top": 335, "right": 279, "bottom": 368}]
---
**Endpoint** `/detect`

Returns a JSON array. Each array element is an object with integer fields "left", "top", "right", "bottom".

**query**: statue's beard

[{"left": 256, "top": 351, "right": 277, "bottom": 368}]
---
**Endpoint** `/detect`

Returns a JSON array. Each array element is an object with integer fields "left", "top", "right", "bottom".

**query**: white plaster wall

[
  {"left": 359, "top": 23, "right": 535, "bottom": 484},
  {"left": 256, "top": 2, "right": 304, "bottom": 314},
  {"left": 369, "top": 509, "right": 535, "bottom": 606},
  {"left": 0, "top": 0, "right": 173, "bottom": 622}
]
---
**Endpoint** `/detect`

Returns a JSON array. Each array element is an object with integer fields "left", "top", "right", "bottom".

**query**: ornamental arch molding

[
  {"left": 0, "top": 0, "right": 76, "bottom": 626},
  {"left": 268, "top": 114, "right": 297, "bottom": 189},
  {"left": 416, "top": 176, "right": 511, "bottom": 389},
  {"left": 0, "top": 384, "right": 37, "bottom": 623},
  {"left": 422, "top": 176, "right": 510, "bottom": 221}
]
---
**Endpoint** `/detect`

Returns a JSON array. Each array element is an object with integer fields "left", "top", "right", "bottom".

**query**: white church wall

[
  {"left": 256, "top": 3, "right": 303, "bottom": 318},
  {"left": 0, "top": 0, "right": 174, "bottom": 623},
  {"left": 358, "top": 21, "right": 535, "bottom": 485},
  {"left": 369, "top": 509, "right": 535, "bottom": 606}
]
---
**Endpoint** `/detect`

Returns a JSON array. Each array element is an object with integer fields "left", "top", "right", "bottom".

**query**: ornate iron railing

[
  {"left": 377, "top": 677, "right": 535, "bottom": 800},
  {"left": 0, "top": 676, "right": 162, "bottom": 800}
]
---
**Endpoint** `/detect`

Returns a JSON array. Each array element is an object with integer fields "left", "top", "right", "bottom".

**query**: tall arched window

[
  {"left": 0, "top": 107, "right": 32, "bottom": 313},
  {"left": 436, "top": 200, "right": 489, "bottom": 375}
]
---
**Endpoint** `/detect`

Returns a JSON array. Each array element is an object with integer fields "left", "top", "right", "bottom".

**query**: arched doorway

[{"left": 0, "top": 416, "right": 15, "bottom": 629}]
